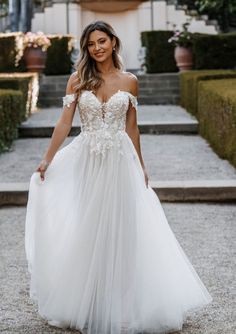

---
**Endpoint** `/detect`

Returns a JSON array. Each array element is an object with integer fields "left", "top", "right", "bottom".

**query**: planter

[
  {"left": 174, "top": 46, "right": 193, "bottom": 71},
  {"left": 24, "top": 47, "right": 47, "bottom": 73}
]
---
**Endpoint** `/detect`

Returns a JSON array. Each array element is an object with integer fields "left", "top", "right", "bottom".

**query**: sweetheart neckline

[{"left": 84, "top": 89, "right": 137, "bottom": 106}]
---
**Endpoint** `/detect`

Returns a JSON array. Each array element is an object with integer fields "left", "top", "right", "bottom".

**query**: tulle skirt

[{"left": 25, "top": 131, "right": 212, "bottom": 334}]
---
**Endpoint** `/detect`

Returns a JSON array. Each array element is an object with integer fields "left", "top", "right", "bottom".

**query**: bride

[{"left": 25, "top": 20, "right": 212, "bottom": 334}]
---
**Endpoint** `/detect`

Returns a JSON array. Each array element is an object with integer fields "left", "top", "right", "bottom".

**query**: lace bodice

[
  {"left": 63, "top": 90, "right": 138, "bottom": 156},
  {"left": 78, "top": 90, "right": 137, "bottom": 133}
]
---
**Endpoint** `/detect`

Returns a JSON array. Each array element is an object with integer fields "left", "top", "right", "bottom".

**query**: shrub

[
  {"left": 198, "top": 79, "right": 236, "bottom": 168},
  {"left": 141, "top": 31, "right": 178, "bottom": 73},
  {"left": 180, "top": 69, "right": 236, "bottom": 116},
  {"left": 0, "top": 73, "right": 39, "bottom": 119},
  {"left": 192, "top": 33, "right": 236, "bottom": 70},
  {"left": 0, "top": 32, "right": 25, "bottom": 72},
  {"left": 0, "top": 89, "right": 23, "bottom": 152},
  {"left": 44, "top": 35, "right": 75, "bottom": 75},
  {"left": 0, "top": 33, "right": 75, "bottom": 75}
]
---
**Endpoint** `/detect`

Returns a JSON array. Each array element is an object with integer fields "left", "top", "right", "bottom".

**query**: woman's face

[{"left": 87, "top": 30, "right": 115, "bottom": 63}]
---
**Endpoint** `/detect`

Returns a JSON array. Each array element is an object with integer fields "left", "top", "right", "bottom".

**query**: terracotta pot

[
  {"left": 24, "top": 47, "right": 47, "bottom": 73},
  {"left": 174, "top": 46, "right": 193, "bottom": 71}
]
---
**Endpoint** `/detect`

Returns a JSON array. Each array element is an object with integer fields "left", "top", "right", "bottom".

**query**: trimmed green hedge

[
  {"left": 0, "top": 89, "right": 23, "bottom": 152},
  {"left": 193, "top": 33, "right": 236, "bottom": 70},
  {"left": 180, "top": 69, "right": 236, "bottom": 116},
  {"left": 44, "top": 35, "right": 74, "bottom": 75},
  {"left": 198, "top": 79, "right": 236, "bottom": 168},
  {"left": 140, "top": 31, "right": 236, "bottom": 73},
  {"left": 141, "top": 31, "right": 178, "bottom": 73},
  {"left": 0, "top": 33, "right": 74, "bottom": 74},
  {"left": 0, "top": 73, "right": 39, "bottom": 118},
  {"left": 0, "top": 77, "right": 29, "bottom": 121}
]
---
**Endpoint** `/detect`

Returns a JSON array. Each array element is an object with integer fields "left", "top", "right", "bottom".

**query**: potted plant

[
  {"left": 168, "top": 22, "right": 194, "bottom": 71},
  {"left": 23, "top": 31, "right": 51, "bottom": 73}
]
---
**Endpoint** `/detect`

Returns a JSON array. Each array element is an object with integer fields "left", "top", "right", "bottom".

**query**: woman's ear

[{"left": 112, "top": 37, "right": 116, "bottom": 49}]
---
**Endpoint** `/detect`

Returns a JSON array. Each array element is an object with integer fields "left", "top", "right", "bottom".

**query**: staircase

[{"left": 38, "top": 73, "right": 180, "bottom": 107}]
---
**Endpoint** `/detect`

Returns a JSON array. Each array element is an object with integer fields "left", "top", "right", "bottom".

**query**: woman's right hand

[{"left": 36, "top": 159, "right": 50, "bottom": 181}]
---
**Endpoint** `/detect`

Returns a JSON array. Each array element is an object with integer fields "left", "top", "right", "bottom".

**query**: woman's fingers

[
  {"left": 36, "top": 166, "right": 46, "bottom": 181},
  {"left": 36, "top": 159, "right": 50, "bottom": 181}
]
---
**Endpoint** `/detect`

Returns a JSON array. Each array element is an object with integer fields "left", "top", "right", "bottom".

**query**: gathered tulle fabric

[{"left": 25, "top": 90, "right": 212, "bottom": 334}]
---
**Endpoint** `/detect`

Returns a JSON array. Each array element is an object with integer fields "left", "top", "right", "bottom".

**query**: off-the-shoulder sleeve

[
  {"left": 62, "top": 93, "right": 77, "bottom": 108},
  {"left": 127, "top": 92, "right": 138, "bottom": 111}
]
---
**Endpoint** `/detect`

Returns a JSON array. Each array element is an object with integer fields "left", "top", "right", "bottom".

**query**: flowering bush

[
  {"left": 23, "top": 31, "right": 51, "bottom": 51},
  {"left": 168, "top": 22, "right": 193, "bottom": 48}
]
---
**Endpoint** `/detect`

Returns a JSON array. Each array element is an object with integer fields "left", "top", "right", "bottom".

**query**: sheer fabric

[{"left": 25, "top": 90, "right": 212, "bottom": 334}]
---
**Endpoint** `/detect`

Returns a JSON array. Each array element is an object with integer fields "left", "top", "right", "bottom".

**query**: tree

[{"left": 196, "top": 0, "right": 236, "bottom": 32}]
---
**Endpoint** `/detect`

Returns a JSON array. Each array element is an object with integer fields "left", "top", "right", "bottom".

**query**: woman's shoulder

[
  {"left": 66, "top": 71, "right": 80, "bottom": 94},
  {"left": 119, "top": 71, "right": 138, "bottom": 96},
  {"left": 120, "top": 71, "right": 138, "bottom": 83}
]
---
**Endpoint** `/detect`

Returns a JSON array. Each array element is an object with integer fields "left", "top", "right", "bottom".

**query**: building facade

[{"left": 32, "top": 1, "right": 218, "bottom": 70}]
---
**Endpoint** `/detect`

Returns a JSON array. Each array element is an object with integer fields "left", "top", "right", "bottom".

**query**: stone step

[
  {"left": 18, "top": 121, "right": 198, "bottom": 138},
  {"left": 38, "top": 73, "right": 180, "bottom": 106},
  {"left": 138, "top": 96, "right": 180, "bottom": 105},
  {"left": 1, "top": 180, "right": 236, "bottom": 206}
]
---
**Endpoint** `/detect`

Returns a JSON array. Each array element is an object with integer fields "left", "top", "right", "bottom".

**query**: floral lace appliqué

[
  {"left": 62, "top": 94, "right": 77, "bottom": 108},
  {"left": 77, "top": 90, "right": 138, "bottom": 156}
]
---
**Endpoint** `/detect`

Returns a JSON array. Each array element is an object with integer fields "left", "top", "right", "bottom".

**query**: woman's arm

[
  {"left": 37, "top": 72, "right": 79, "bottom": 180},
  {"left": 125, "top": 75, "right": 149, "bottom": 188}
]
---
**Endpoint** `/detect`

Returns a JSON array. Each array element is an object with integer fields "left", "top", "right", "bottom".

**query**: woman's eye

[{"left": 99, "top": 40, "right": 106, "bottom": 43}]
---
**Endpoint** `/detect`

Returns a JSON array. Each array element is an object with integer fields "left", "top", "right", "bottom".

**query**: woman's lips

[{"left": 95, "top": 53, "right": 104, "bottom": 57}]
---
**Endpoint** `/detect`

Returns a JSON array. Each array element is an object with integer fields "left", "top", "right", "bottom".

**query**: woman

[{"left": 25, "top": 21, "right": 212, "bottom": 334}]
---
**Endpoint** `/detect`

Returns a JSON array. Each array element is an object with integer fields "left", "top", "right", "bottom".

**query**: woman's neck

[{"left": 96, "top": 60, "right": 117, "bottom": 75}]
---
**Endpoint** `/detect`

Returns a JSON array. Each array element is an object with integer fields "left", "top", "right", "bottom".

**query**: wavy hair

[{"left": 75, "top": 21, "right": 123, "bottom": 95}]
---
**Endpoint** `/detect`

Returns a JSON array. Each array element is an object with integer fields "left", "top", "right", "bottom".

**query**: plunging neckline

[{"left": 87, "top": 89, "right": 136, "bottom": 106}]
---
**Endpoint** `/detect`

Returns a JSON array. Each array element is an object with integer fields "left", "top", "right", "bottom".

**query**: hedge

[
  {"left": 44, "top": 35, "right": 74, "bottom": 75},
  {"left": 0, "top": 89, "right": 23, "bottom": 152},
  {"left": 180, "top": 69, "right": 236, "bottom": 116},
  {"left": 193, "top": 32, "right": 236, "bottom": 70},
  {"left": 0, "top": 33, "right": 75, "bottom": 75},
  {"left": 198, "top": 79, "right": 236, "bottom": 168},
  {"left": 140, "top": 31, "right": 236, "bottom": 73},
  {"left": 141, "top": 31, "right": 178, "bottom": 73},
  {"left": 0, "top": 73, "right": 39, "bottom": 119},
  {"left": 0, "top": 32, "right": 25, "bottom": 72}
]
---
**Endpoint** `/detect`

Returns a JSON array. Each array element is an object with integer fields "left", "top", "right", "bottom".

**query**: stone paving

[
  {"left": 0, "top": 204, "right": 235, "bottom": 333},
  {"left": 21, "top": 105, "right": 196, "bottom": 127}
]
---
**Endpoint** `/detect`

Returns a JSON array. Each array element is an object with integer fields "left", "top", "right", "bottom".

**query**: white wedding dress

[{"left": 25, "top": 90, "right": 212, "bottom": 334}]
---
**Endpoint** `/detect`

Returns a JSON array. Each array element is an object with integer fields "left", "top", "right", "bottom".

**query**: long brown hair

[{"left": 75, "top": 21, "right": 123, "bottom": 95}]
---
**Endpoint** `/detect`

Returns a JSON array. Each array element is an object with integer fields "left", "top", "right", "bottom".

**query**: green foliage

[
  {"left": 168, "top": 22, "right": 194, "bottom": 47},
  {"left": 196, "top": 0, "right": 236, "bottom": 32},
  {"left": 0, "top": 36, "right": 21, "bottom": 72},
  {"left": 198, "top": 78, "right": 236, "bottom": 167},
  {"left": 0, "top": 33, "right": 73, "bottom": 75},
  {"left": 0, "top": 77, "right": 30, "bottom": 121},
  {"left": 180, "top": 69, "right": 236, "bottom": 116},
  {"left": 44, "top": 36, "right": 73, "bottom": 75},
  {"left": 0, "top": 89, "right": 23, "bottom": 152},
  {"left": 141, "top": 31, "right": 178, "bottom": 73},
  {"left": 196, "top": 0, "right": 236, "bottom": 14},
  {"left": 192, "top": 32, "right": 236, "bottom": 70}
]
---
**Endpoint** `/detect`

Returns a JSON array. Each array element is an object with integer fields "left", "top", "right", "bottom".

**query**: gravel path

[
  {"left": 0, "top": 203, "right": 235, "bottom": 333},
  {"left": 0, "top": 134, "right": 236, "bottom": 183}
]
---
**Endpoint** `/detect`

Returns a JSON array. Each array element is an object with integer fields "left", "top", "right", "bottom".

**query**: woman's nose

[{"left": 94, "top": 43, "right": 101, "bottom": 50}]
